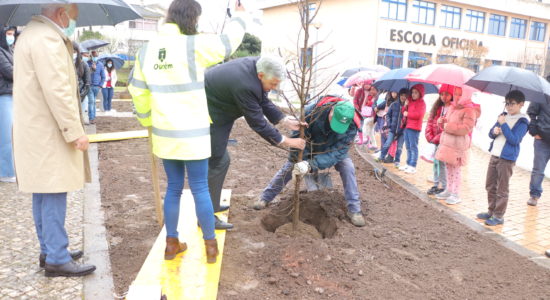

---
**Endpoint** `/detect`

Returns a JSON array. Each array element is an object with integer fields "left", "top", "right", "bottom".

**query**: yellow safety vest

[{"left": 129, "top": 16, "right": 246, "bottom": 160}]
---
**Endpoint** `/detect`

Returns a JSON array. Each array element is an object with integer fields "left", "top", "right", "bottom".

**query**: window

[
  {"left": 526, "top": 64, "right": 541, "bottom": 74},
  {"left": 299, "top": 48, "right": 313, "bottom": 68},
  {"left": 506, "top": 62, "right": 522, "bottom": 67},
  {"left": 437, "top": 54, "right": 457, "bottom": 64},
  {"left": 129, "top": 19, "right": 158, "bottom": 31},
  {"left": 465, "top": 9, "right": 484, "bottom": 33},
  {"left": 530, "top": 21, "right": 546, "bottom": 41},
  {"left": 302, "top": 3, "right": 316, "bottom": 22},
  {"left": 440, "top": 5, "right": 461, "bottom": 29},
  {"left": 380, "top": 0, "right": 407, "bottom": 21},
  {"left": 408, "top": 51, "right": 432, "bottom": 68},
  {"left": 509, "top": 18, "right": 527, "bottom": 39},
  {"left": 466, "top": 58, "right": 481, "bottom": 72},
  {"left": 489, "top": 60, "right": 502, "bottom": 66},
  {"left": 488, "top": 14, "right": 506, "bottom": 36},
  {"left": 377, "top": 48, "right": 404, "bottom": 69},
  {"left": 410, "top": 1, "right": 435, "bottom": 25}
]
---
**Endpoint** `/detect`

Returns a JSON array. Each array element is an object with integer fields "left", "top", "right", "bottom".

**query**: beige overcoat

[{"left": 13, "top": 16, "right": 91, "bottom": 193}]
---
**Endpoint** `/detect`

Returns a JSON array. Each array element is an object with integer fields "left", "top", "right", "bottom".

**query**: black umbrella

[
  {"left": 80, "top": 39, "right": 109, "bottom": 51},
  {"left": 465, "top": 66, "right": 550, "bottom": 104}
]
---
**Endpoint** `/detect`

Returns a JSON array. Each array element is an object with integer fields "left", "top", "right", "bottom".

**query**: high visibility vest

[{"left": 129, "top": 16, "right": 247, "bottom": 160}]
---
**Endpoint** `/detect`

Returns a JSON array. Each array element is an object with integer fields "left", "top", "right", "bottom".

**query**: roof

[{"left": 130, "top": 4, "right": 163, "bottom": 19}]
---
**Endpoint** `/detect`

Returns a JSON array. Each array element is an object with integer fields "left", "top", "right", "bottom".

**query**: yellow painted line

[
  {"left": 88, "top": 130, "right": 148, "bottom": 143},
  {"left": 127, "top": 189, "right": 231, "bottom": 300}
]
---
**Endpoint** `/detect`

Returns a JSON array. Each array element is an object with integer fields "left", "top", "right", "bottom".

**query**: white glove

[{"left": 292, "top": 161, "right": 310, "bottom": 177}]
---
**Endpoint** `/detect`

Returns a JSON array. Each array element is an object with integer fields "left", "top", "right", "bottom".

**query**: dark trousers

[
  {"left": 485, "top": 156, "right": 515, "bottom": 219},
  {"left": 208, "top": 122, "right": 234, "bottom": 212}
]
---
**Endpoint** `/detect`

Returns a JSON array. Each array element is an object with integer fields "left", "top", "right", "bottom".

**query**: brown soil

[{"left": 97, "top": 112, "right": 550, "bottom": 299}]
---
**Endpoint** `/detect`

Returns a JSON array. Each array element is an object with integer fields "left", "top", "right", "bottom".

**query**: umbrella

[
  {"left": 405, "top": 64, "right": 475, "bottom": 87},
  {"left": 341, "top": 65, "right": 390, "bottom": 77},
  {"left": 343, "top": 70, "right": 382, "bottom": 88},
  {"left": 336, "top": 77, "right": 348, "bottom": 87},
  {"left": 0, "top": 0, "right": 141, "bottom": 27},
  {"left": 80, "top": 39, "right": 110, "bottom": 51},
  {"left": 465, "top": 66, "right": 550, "bottom": 104},
  {"left": 372, "top": 68, "right": 439, "bottom": 94},
  {"left": 98, "top": 54, "right": 124, "bottom": 69}
]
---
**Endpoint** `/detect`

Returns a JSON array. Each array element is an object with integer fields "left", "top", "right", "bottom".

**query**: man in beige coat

[{"left": 13, "top": 4, "right": 95, "bottom": 277}]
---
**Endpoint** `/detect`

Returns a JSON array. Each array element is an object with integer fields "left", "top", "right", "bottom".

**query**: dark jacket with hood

[
  {"left": 527, "top": 101, "right": 550, "bottom": 142},
  {"left": 205, "top": 56, "right": 285, "bottom": 145},
  {"left": 0, "top": 27, "right": 14, "bottom": 96}
]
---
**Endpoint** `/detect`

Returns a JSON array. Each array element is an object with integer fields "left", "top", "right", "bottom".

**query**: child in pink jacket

[{"left": 435, "top": 86, "right": 481, "bottom": 205}]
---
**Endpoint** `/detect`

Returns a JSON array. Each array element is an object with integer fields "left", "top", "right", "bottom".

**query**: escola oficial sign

[{"left": 389, "top": 29, "right": 484, "bottom": 49}]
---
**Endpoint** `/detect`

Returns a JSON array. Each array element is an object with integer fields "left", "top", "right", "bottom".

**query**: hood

[
  {"left": 439, "top": 84, "right": 455, "bottom": 96},
  {"left": 409, "top": 84, "right": 425, "bottom": 102},
  {"left": 455, "top": 96, "right": 481, "bottom": 118}
]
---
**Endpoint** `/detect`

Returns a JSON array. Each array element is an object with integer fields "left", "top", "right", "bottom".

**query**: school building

[{"left": 258, "top": 0, "right": 550, "bottom": 76}]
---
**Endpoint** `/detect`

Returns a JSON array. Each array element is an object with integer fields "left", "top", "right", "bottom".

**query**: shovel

[{"left": 303, "top": 171, "right": 334, "bottom": 191}]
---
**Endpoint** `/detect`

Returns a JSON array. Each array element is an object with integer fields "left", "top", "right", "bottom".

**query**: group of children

[{"left": 350, "top": 81, "right": 530, "bottom": 226}]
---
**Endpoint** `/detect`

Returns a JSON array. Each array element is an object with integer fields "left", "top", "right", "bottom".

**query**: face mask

[
  {"left": 63, "top": 11, "right": 77, "bottom": 37},
  {"left": 107, "top": 63, "right": 113, "bottom": 68},
  {"left": 82, "top": 56, "right": 89, "bottom": 62},
  {"left": 6, "top": 35, "right": 14, "bottom": 46},
  {"left": 92, "top": 57, "right": 98, "bottom": 62}
]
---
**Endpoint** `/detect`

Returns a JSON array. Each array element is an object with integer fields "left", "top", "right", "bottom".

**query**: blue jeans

[
  {"left": 404, "top": 128, "right": 420, "bottom": 167},
  {"left": 88, "top": 86, "right": 101, "bottom": 120},
  {"left": 529, "top": 139, "right": 550, "bottom": 198},
  {"left": 260, "top": 158, "right": 362, "bottom": 213},
  {"left": 32, "top": 193, "right": 71, "bottom": 265},
  {"left": 162, "top": 159, "right": 215, "bottom": 240},
  {"left": 101, "top": 87, "right": 114, "bottom": 111},
  {"left": 0, "top": 94, "right": 14, "bottom": 177},
  {"left": 433, "top": 158, "right": 447, "bottom": 189}
]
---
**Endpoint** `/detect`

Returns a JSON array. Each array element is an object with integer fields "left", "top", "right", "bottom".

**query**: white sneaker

[
  {"left": 436, "top": 190, "right": 450, "bottom": 199},
  {"left": 445, "top": 194, "right": 461, "bottom": 205},
  {"left": 0, "top": 177, "right": 16, "bottom": 183},
  {"left": 398, "top": 164, "right": 409, "bottom": 171},
  {"left": 404, "top": 166, "right": 416, "bottom": 174}
]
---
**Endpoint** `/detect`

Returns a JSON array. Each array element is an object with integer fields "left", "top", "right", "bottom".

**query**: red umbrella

[
  {"left": 344, "top": 70, "right": 383, "bottom": 87},
  {"left": 405, "top": 64, "right": 475, "bottom": 87}
]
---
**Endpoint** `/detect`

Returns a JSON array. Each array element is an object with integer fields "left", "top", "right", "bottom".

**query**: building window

[
  {"left": 530, "top": 21, "right": 546, "bottom": 41},
  {"left": 377, "top": 48, "right": 404, "bottom": 69},
  {"left": 408, "top": 51, "right": 432, "bottom": 68},
  {"left": 299, "top": 48, "right": 313, "bottom": 68},
  {"left": 440, "top": 5, "right": 461, "bottom": 29},
  {"left": 488, "top": 14, "right": 506, "bottom": 36},
  {"left": 506, "top": 62, "right": 522, "bottom": 67},
  {"left": 129, "top": 19, "right": 158, "bottom": 31},
  {"left": 410, "top": 1, "right": 435, "bottom": 25},
  {"left": 437, "top": 54, "right": 457, "bottom": 64},
  {"left": 489, "top": 60, "right": 502, "bottom": 66},
  {"left": 465, "top": 9, "right": 484, "bottom": 33},
  {"left": 509, "top": 18, "right": 527, "bottom": 39},
  {"left": 466, "top": 58, "right": 481, "bottom": 72},
  {"left": 526, "top": 63, "right": 541, "bottom": 74},
  {"left": 380, "top": 0, "right": 407, "bottom": 21}
]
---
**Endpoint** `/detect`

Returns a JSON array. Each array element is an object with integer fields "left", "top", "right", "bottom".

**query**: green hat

[{"left": 330, "top": 101, "right": 355, "bottom": 134}]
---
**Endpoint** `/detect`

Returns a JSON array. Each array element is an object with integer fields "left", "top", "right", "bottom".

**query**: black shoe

[
  {"left": 427, "top": 186, "right": 439, "bottom": 195},
  {"left": 218, "top": 205, "right": 230, "bottom": 212},
  {"left": 45, "top": 260, "right": 96, "bottom": 277},
  {"left": 383, "top": 156, "right": 394, "bottom": 163},
  {"left": 215, "top": 215, "right": 234, "bottom": 230},
  {"left": 39, "top": 250, "right": 84, "bottom": 268}
]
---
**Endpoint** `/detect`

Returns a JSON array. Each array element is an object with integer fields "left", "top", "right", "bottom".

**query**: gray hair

[{"left": 256, "top": 56, "right": 286, "bottom": 80}]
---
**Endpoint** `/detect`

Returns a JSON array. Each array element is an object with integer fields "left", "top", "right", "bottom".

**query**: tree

[
  {"left": 78, "top": 30, "right": 104, "bottom": 42},
  {"left": 437, "top": 41, "right": 487, "bottom": 72},
  {"left": 230, "top": 33, "right": 262, "bottom": 59}
]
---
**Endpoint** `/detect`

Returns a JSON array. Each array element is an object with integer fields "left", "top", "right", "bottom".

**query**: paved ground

[{"left": 363, "top": 138, "right": 550, "bottom": 256}]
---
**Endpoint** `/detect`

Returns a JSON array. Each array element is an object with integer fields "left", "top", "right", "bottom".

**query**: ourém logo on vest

[{"left": 154, "top": 48, "right": 173, "bottom": 70}]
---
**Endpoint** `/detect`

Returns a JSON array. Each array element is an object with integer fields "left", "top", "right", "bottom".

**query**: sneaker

[
  {"left": 398, "top": 164, "right": 409, "bottom": 171},
  {"left": 435, "top": 190, "right": 450, "bottom": 199},
  {"left": 445, "top": 194, "right": 461, "bottom": 205},
  {"left": 374, "top": 157, "right": 382, "bottom": 163},
  {"left": 527, "top": 196, "right": 539, "bottom": 206},
  {"left": 427, "top": 186, "right": 439, "bottom": 195},
  {"left": 383, "top": 156, "right": 394, "bottom": 163},
  {"left": 347, "top": 212, "right": 366, "bottom": 227},
  {"left": 253, "top": 198, "right": 269, "bottom": 210},
  {"left": 404, "top": 166, "right": 416, "bottom": 174},
  {"left": 435, "top": 188, "right": 445, "bottom": 194},
  {"left": 484, "top": 216, "right": 504, "bottom": 226},
  {"left": 476, "top": 212, "right": 492, "bottom": 220},
  {"left": 394, "top": 162, "right": 400, "bottom": 169},
  {"left": 0, "top": 177, "right": 16, "bottom": 183}
]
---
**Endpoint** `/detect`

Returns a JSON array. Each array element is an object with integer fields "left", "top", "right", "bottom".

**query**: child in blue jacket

[{"left": 477, "top": 90, "right": 529, "bottom": 226}]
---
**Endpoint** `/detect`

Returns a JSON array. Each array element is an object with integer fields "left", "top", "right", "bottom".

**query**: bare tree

[{"left": 437, "top": 41, "right": 487, "bottom": 71}]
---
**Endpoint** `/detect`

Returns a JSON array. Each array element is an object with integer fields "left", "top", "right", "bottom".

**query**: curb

[
  {"left": 83, "top": 125, "right": 116, "bottom": 299},
  {"left": 354, "top": 145, "right": 550, "bottom": 271}
]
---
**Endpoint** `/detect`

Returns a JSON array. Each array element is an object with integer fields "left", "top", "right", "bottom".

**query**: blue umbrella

[
  {"left": 465, "top": 66, "right": 550, "bottom": 104},
  {"left": 336, "top": 77, "right": 348, "bottom": 87},
  {"left": 98, "top": 54, "right": 124, "bottom": 69},
  {"left": 0, "top": 0, "right": 141, "bottom": 27},
  {"left": 372, "top": 68, "right": 439, "bottom": 94}
]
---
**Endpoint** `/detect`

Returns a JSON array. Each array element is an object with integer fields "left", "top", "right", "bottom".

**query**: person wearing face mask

[
  {"left": 72, "top": 42, "right": 91, "bottom": 124},
  {"left": 12, "top": 4, "right": 95, "bottom": 277},
  {"left": 85, "top": 50, "right": 105, "bottom": 123},
  {"left": 0, "top": 26, "right": 17, "bottom": 183},
  {"left": 101, "top": 59, "right": 117, "bottom": 114}
]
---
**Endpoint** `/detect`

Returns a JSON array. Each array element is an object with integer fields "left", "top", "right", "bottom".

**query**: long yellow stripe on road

[
  {"left": 88, "top": 130, "right": 148, "bottom": 143},
  {"left": 127, "top": 189, "right": 232, "bottom": 300}
]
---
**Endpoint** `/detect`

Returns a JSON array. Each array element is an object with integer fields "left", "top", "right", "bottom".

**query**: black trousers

[{"left": 208, "top": 122, "right": 234, "bottom": 212}]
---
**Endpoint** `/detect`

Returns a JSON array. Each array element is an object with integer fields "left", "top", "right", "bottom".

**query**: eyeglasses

[{"left": 504, "top": 102, "right": 518, "bottom": 106}]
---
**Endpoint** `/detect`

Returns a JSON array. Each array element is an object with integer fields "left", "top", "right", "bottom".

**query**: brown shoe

[
  {"left": 164, "top": 237, "right": 187, "bottom": 260},
  {"left": 204, "top": 239, "right": 219, "bottom": 264}
]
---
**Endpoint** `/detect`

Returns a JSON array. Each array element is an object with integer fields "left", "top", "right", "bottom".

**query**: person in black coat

[
  {"left": 205, "top": 56, "right": 305, "bottom": 229},
  {"left": 0, "top": 26, "right": 17, "bottom": 182},
  {"left": 72, "top": 42, "right": 90, "bottom": 124}
]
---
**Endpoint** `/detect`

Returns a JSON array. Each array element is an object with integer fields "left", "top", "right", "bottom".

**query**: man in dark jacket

[
  {"left": 84, "top": 50, "right": 104, "bottom": 124},
  {"left": 254, "top": 97, "right": 366, "bottom": 227},
  {"left": 526, "top": 100, "right": 550, "bottom": 206},
  {"left": 205, "top": 56, "right": 305, "bottom": 229}
]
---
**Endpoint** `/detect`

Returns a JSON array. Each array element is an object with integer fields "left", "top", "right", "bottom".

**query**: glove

[{"left": 292, "top": 161, "right": 310, "bottom": 177}]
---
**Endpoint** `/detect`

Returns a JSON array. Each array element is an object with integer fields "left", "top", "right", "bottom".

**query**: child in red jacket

[
  {"left": 425, "top": 84, "right": 453, "bottom": 195},
  {"left": 398, "top": 84, "right": 426, "bottom": 174}
]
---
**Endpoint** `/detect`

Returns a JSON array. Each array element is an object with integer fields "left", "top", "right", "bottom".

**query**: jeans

[
  {"left": 32, "top": 193, "right": 71, "bottom": 265},
  {"left": 162, "top": 159, "right": 215, "bottom": 240},
  {"left": 433, "top": 158, "right": 447, "bottom": 189},
  {"left": 529, "top": 139, "right": 550, "bottom": 198},
  {"left": 101, "top": 87, "right": 114, "bottom": 111},
  {"left": 88, "top": 86, "right": 101, "bottom": 121},
  {"left": 260, "top": 157, "right": 362, "bottom": 213},
  {"left": 404, "top": 128, "right": 420, "bottom": 167},
  {"left": 0, "top": 94, "right": 14, "bottom": 177},
  {"left": 208, "top": 122, "right": 234, "bottom": 212}
]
